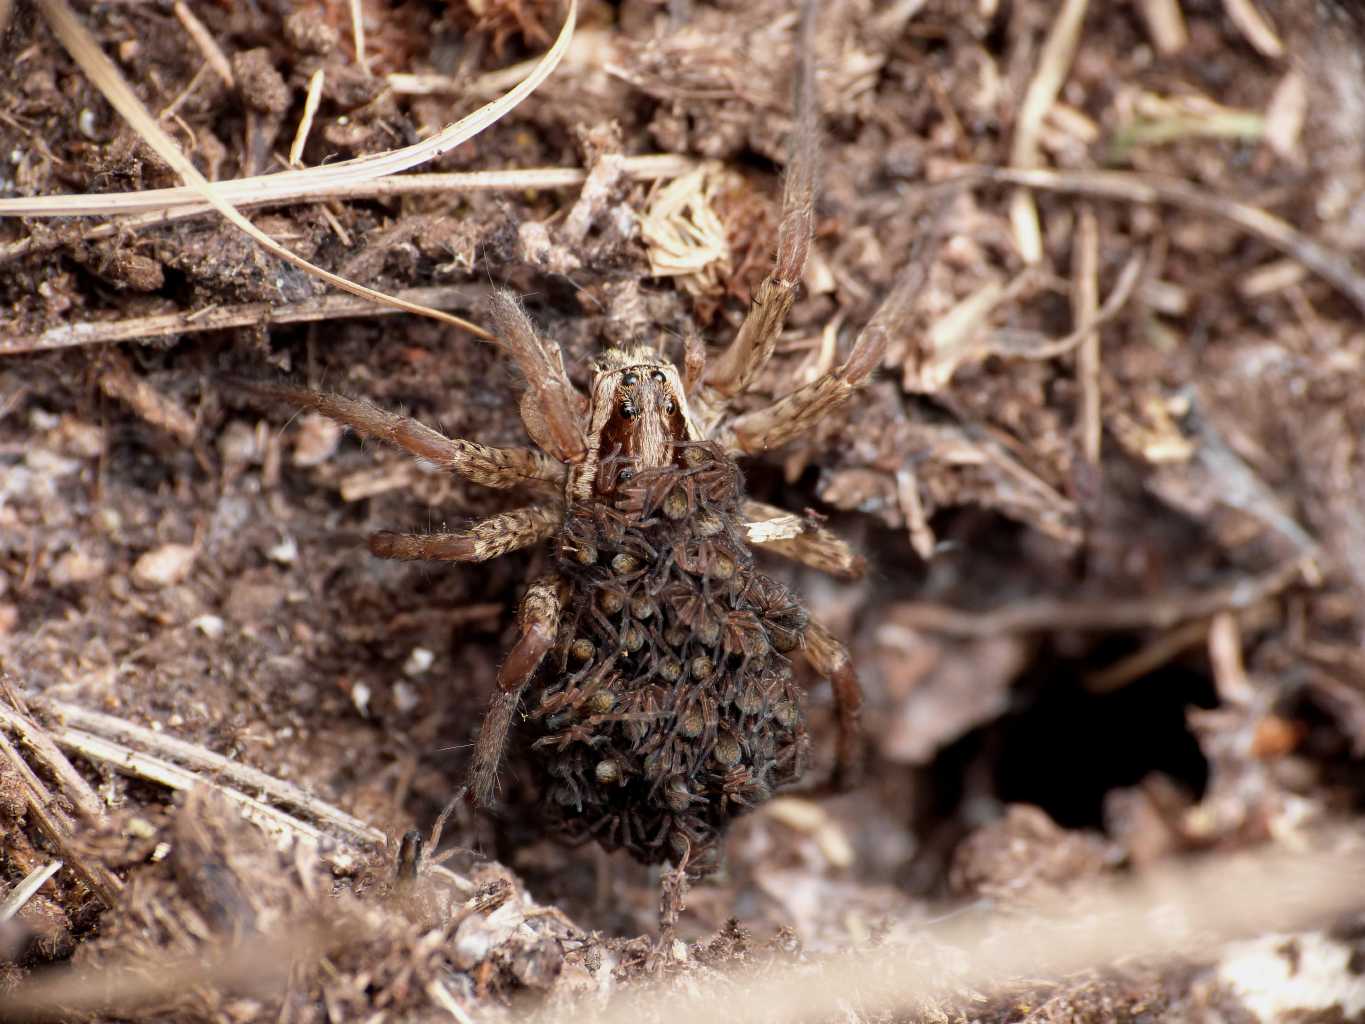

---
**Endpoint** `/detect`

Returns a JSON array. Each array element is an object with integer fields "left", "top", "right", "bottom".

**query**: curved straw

[{"left": 33, "top": 0, "right": 579, "bottom": 341}]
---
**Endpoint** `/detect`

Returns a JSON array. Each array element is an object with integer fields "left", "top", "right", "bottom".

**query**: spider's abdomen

[{"left": 529, "top": 443, "right": 810, "bottom": 875}]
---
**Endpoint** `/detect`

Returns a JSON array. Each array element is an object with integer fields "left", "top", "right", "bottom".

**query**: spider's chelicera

[{"left": 249, "top": 0, "right": 929, "bottom": 924}]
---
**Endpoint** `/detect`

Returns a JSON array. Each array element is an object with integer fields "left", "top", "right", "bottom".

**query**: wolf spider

[{"left": 250, "top": 0, "right": 928, "bottom": 929}]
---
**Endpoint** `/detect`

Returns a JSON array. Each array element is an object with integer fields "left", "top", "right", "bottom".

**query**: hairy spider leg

[
  {"left": 241, "top": 383, "right": 567, "bottom": 490},
  {"left": 693, "top": 0, "right": 820, "bottom": 414},
  {"left": 801, "top": 617, "right": 865, "bottom": 791},
  {"left": 471, "top": 574, "right": 565, "bottom": 807},
  {"left": 743, "top": 498, "right": 866, "bottom": 579},
  {"left": 370, "top": 504, "right": 561, "bottom": 562}
]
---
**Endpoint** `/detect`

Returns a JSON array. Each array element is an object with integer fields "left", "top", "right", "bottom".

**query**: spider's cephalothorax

[{"left": 250, "top": 0, "right": 934, "bottom": 922}]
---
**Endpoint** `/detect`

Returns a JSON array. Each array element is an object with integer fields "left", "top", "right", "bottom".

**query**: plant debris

[{"left": 5, "top": 0, "right": 1365, "bottom": 1020}]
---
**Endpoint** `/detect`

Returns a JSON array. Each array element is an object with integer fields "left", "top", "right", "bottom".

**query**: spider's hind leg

[
  {"left": 801, "top": 618, "right": 865, "bottom": 792},
  {"left": 470, "top": 573, "right": 566, "bottom": 808},
  {"left": 370, "top": 504, "right": 561, "bottom": 563}
]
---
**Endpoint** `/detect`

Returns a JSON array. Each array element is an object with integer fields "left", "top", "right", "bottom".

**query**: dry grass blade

[
  {"left": 33, "top": 0, "right": 580, "bottom": 344},
  {"left": 0, "top": 155, "right": 693, "bottom": 219},
  {"left": 2, "top": 284, "right": 487, "bottom": 356},
  {"left": 54, "top": 725, "right": 350, "bottom": 849},
  {"left": 38, "top": 696, "right": 387, "bottom": 849},
  {"left": 0, "top": 157, "right": 693, "bottom": 271},
  {"left": 0, "top": 861, "right": 63, "bottom": 925}
]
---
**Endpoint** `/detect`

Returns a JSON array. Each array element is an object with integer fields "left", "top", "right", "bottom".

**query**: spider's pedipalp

[
  {"left": 488, "top": 290, "right": 588, "bottom": 464},
  {"left": 369, "top": 504, "right": 560, "bottom": 562}
]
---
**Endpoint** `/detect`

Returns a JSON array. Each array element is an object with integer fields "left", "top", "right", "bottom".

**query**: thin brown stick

[
  {"left": 1, "top": 284, "right": 486, "bottom": 356},
  {"left": 0, "top": 702, "right": 103, "bottom": 822},
  {"left": 891, "top": 556, "right": 1310, "bottom": 636},
  {"left": 1009, "top": 0, "right": 1089, "bottom": 263},
  {"left": 173, "top": 1, "right": 233, "bottom": 87},
  {"left": 37, "top": 696, "right": 388, "bottom": 849},
  {"left": 0, "top": 728, "right": 122, "bottom": 906},
  {"left": 1073, "top": 204, "right": 1102, "bottom": 464}
]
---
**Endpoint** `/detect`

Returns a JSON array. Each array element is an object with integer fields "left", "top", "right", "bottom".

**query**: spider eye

[
  {"left": 622, "top": 371, "right": 639, "bottom": 386},
  {"left": 650, "top": 369, "right": 666, "bottom": 384},
  {"left": 618, "top": 467, "right": 634, "bottom": 482},
  {"left": 620, "top": 402, "right": 637, "bottom": 419},
  {"left": 665, "top": 399, "right": 677, "bottom": 415}
]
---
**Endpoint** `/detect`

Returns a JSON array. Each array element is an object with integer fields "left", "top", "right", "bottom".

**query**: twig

[
  {"left": 1073, "top": 204, "right": 1102, "bottom": 464},
  {"left": 1222, "top": 0, "right": 1284, "bottom": 59},
  {"left": 173, "top": 1, "right": 233, "bottom": 88},
  {"left": 934, "top": 166, "right": 1365, "bottom": 319},
  {"left": 0, "top": 698, "right": 104, "bottom": 822},
  {"left": 36, "top": 696, "right": 388, "bottom": 849},
  {"left": 1009, "top": 0, "right": 1088, "bottom": 263},
  {"left": 0, "top": 861, "right": 63, "bottom": 924},
  {"left": 0, "top": 728, "right": 121, "bottom": 906},
  {"left": 2, "top": 284, "right": 486, "bottom": 356},
  {"left": 54, "top": 725, "right": 348, "bottom": 849},
  {"left": 33, "top": 0, "right": 580, "bottom": 345},
  {"left": 289, "top": 69, "right": 326, "bottom": 168},
  {"left": 1136, "top": 0, "right": 1187, "bottom": 55},
  {"left": 348, "top": 0, "right": 368, "bottom": 73},
  {"left": 0, "top": 156, "right": 695, "bottom": 268},
  {"left": 891, "top": 556, "right": 1310, "bottom": 636},
  {"left": 998, "top": 248, "right": 1144, "bottom": 361},
  {"left": 97, "top": 349, "right": 198, "bottom": 444}
]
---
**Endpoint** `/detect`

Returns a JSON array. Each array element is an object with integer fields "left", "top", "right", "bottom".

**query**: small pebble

[
  {"left": 131, "top": 543, "right": 195, "bottom": 589},
  {"left": 403, "top": 647, "right": 434, "bottom": 676}
]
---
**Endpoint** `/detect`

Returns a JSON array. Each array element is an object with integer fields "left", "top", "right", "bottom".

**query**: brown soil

[{"left": 4, "top": 0, "right": 1365, "bottom": 1021}]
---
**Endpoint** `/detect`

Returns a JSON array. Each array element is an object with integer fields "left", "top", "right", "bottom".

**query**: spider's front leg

[
  {"left": 470, "top": 573, "right": 565, "bottom": 807},
  {"left": 802, "top": 618, "right": 865, "bottom": 792},
  {"left": 716, "top": 189, "right": 942, "bottom": 456},
  {"left": 695, "top": 0, "right": 820, "bottom": 411},
  {"left": 241, "top": 383, "right": 566, "bottom": 491}
]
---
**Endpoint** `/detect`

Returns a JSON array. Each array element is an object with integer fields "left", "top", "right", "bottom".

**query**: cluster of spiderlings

[{"left": 530, "top": 442, "right": 810, "bottom": 875}]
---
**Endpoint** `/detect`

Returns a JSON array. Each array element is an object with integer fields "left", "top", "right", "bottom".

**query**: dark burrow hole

[
  {"left": 924, "top": 638, "right": 1219, "bottom": 845},
  {"left": 991, "top": 648, "right": 1217, "bottom": 828}
]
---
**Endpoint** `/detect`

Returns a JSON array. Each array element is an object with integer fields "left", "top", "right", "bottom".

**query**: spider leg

[
  {"left": 802, "top": 618, "right": 864, "bottom": 791},
  {"left": 370, "top": 504, "right": 561, "bottom": 562},
  {"left": 244, "top": 383, "right": 566, "bottom": 491},
  {"left": 699, "top": 0, "right": 819, "bottom": 403},
  {"left": 470, "top": 573, "right": 565, "bottom": 807},
  {"left": 488, "top": 290, "right": 588, "bottom": 464},
  {"left": 743, "top": 499, "right": 865, "bottom": 579}
]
